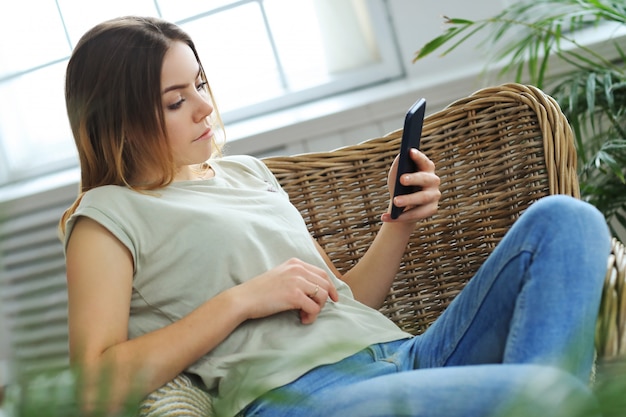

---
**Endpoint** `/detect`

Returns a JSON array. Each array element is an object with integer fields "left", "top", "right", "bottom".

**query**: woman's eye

[
  {"left": 196, "top": 81, "right": 208, "bottom": 92},
  {"left": 167, "top": 98, "right": 185, "bottom": 110}
]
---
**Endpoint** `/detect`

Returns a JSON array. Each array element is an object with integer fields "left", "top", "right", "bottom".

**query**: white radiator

[{"left": 0, "top": 182, "right": 77, "bottom": 379}]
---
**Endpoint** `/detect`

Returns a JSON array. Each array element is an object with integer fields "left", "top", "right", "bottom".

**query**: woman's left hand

[{"left": 382, "top": 148, "right": 441, "bottom": 223}]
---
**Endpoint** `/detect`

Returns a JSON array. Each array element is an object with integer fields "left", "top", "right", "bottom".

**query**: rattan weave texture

[{"left": 265, "top": 83, "right": 582, "bottom": 336}]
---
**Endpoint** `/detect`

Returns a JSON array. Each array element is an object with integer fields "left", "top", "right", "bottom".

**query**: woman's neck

[{"left": 173, "top": 163, "right": 214, "bottom": 182}]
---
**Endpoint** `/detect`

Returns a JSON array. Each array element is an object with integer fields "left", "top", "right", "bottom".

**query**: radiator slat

[{"left": 0, "top": 184, "right": 77, "bottom": 379}]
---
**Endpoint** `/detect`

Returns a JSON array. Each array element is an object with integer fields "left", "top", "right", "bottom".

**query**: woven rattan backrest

[{"left": 262, "top": 83, "right": 580, "bottom": 336}]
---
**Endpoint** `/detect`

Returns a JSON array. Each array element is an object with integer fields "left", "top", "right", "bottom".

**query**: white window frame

[
  {"left": 183, "top": 0, "right": 404, "bottom": 124},
  {"left": 0, "top": 0, "right": 403, "bottom": 186}
]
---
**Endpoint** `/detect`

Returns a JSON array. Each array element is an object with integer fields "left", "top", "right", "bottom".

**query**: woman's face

[{"left": 160, "top": 41, "right": 215, "bottom": 171}]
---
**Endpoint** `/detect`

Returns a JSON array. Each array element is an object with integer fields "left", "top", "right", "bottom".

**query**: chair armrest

[
  {"left": 138, "top": 374, "right": 213, "bottom": 417},
  {"left": 596, "top": 238, "right": 626, "bottom": 359}
]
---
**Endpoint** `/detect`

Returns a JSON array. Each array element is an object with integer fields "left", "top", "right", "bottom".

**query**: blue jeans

[{"left": 243, "top": 195, "right": 611, "bottom": 417}]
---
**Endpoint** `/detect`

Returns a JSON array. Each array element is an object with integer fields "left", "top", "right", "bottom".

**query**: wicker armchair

[{"left": 140, "top": 83, "right": 626, "bottom": 417}]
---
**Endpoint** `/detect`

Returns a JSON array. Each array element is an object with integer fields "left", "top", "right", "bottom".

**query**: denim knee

[
  {"left": 526, "top": 194, "right": 600, "bottom": 220},
  {"left": 525, "top": 195, "right": 610, "bottom": 244},
  {"left": 514, "top": 195, "right": 611, "bottom": 300}
]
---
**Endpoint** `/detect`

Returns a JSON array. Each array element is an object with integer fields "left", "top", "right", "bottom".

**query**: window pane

[
  {"left": 265, "top": 0, "right": 382, "bottom": 90},
  {"left": 181, "top": 3, "right": 283, "bottom": 113},
  {"left": 0, "top": 1, "right": 70, "bottom": 77},
  {"left": 157, "top": 0, "right": 241, "bottom": 22},
  {"left": 0, "top": 62, "right": 75, "bottom": 173},
  {"left": 57, "top": 0, "right": 159, "bottom": 46},
  {"left": 263, "top": 0, "right": 328, "bottom": 90}
]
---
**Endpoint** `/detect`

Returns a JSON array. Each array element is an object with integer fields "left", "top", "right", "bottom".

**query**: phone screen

[{"left": 390, "top": 98, "right": 426, "bottom": 219}]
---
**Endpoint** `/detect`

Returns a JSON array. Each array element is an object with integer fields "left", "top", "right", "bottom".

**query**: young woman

[{"left": 61, "top": 15, "right": 611, "bottom": 417}]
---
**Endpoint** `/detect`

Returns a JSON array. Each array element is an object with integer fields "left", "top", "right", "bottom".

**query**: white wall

[{"left": 390, "top": 0, "right": 501, "bottom": 80}]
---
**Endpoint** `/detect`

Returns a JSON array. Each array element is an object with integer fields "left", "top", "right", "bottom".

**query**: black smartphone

[{"left": 390, "top": 98, "right": 426, "bottom": 219}]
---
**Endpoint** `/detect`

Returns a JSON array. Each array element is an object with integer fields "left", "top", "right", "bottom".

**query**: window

[{"left": 0, "top": 0, "right": 402, "bottom": 186}]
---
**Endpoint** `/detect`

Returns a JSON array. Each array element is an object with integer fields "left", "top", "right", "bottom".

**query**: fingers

[
  {"left": 294, "top": 260, "right": 339, "bottom": 302},
  {"left": 307, "top": 283, "right": 321, "bottom": 299},
  {"left": 270, "top": 258, "right": 338, "bottom": 324},
  {"left": 297, "top": 277, "right": 331, "bottom": 324},
  {"left": 385, "top": 149, "right": 441, "bottom": 223},
  {"left": 393, "top": 182, "right": 439, "bottom": 208},
  {"left": 299, "top": 289, "right": 324, "bottom": 324},
  {"left": 238, "top": 257, "right": 340, "bottom": 324},
  {"left": 301, "top": 267, "right": 332, "bottom": 300},
  {"left": 412, "top": 148, "right": 435, "bottom": 171},
  {"left": 403, "top": 148, "right": 436, "bottom": 180}
]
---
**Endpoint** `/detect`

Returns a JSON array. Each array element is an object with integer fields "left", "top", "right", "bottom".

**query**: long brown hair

[{"left": 59, "top": 16, "right": 223, "bottom": 236}]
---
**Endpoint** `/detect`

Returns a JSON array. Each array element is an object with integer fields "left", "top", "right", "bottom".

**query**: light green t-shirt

[{"left": 65, "top": 155, "right": 410, "bottom": 416}]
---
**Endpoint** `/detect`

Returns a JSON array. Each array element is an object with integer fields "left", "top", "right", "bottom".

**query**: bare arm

[
  {"left": 322, "top": 149, "right": 440, "bottom": 309},
  {"left": 66, "top": 217, "right": 339, "bottom": 412},
  {"left": 66, "top": 217, "right": 249, "bottom": 410}
]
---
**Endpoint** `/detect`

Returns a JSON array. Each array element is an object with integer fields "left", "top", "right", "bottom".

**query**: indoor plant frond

[
  {"left": 415, "top": 0, "right": 626, "bottom": 86},
  {"left": 415, "top": 0, "right": 626, "bottom": 238}
]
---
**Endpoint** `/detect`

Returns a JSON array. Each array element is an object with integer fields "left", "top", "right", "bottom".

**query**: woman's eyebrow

[{"left": 162, "top": 67, "right": 202, "bottom": 94}]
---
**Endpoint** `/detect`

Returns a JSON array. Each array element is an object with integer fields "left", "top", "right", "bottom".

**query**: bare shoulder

[
  {"left": 65, "top": 216, "right": 134, "bottom": 360},
  {"left": 66, "top": 217, "right": 132, "bottom": 270}
]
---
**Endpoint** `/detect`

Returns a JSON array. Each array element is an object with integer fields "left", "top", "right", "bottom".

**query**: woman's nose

[{"left": 194, "top": 95, "right": 214, "bottom": 123}]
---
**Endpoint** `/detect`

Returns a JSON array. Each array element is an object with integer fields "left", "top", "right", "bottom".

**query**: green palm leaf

[{"left": 414, "top": 0, "right": 626, "bottom": 239}]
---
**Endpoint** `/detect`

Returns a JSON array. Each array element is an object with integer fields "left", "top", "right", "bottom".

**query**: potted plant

[{"left": 414, "top": 0, "right": 626, "bottom": 239}]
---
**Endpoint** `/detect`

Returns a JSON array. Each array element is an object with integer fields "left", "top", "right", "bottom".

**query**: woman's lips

[{"left": 194, "top": 127, "right": 212, "bottom": 142}]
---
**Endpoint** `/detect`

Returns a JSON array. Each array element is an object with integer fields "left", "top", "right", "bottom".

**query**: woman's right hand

[{"left": 233, "top": 258, "right": 340, "bottom": 324}]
